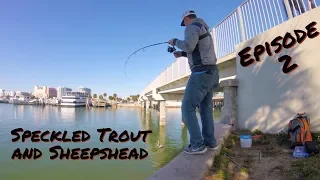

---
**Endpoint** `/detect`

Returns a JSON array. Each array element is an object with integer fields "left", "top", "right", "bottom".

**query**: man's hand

[
  {"left": 168, "top": 38, "right": 175, "bottom": 46},
  {"left": 173, "top": 51, "right": 182, "bottom": 58}
]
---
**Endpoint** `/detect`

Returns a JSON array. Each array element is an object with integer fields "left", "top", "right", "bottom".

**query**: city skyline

[
  {"left": 0, "top": 0, "right": 241, "bottom": 98},
  {"left": 1, "top": 85, "right": 136, "bottom": 98}
]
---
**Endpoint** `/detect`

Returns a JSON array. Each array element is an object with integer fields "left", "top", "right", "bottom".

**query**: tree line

[{"left": 88, "top": 93, "right": 140, "bottom": 102}]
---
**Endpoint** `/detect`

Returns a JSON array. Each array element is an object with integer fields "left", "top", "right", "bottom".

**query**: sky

[{"left": 0, "top": 0, "right": 242, "bottom": 98}]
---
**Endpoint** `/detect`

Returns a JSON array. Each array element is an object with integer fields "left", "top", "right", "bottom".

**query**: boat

[
  {"left": 0, "top": 98, "right": 9, "bottom": 103},
  {"left": 60, "top": 91, "right": 88, "bottom": 107},
  {"left": 10, "top": 96, "right": 30, "bottom": 105},
  {"left": 28, "top": 99, "right": 39, "bottom": 105}
]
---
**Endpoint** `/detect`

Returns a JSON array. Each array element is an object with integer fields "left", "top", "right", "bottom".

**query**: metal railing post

[
  {"left": 185, "top": 58, "right": 188, "bottom": 75},
  {"left": 283, "top": 0, "right": 293, "bottom": 19},
  {"left": 177, "top": 59, "right": 180, "bottom": 78},
  {"left": 211, "top": 28, "right": 218, "bottom": 55},
  {"left": 237, "top": 7, "right": 246, "bottom": 41},
  {"left": 171, "top": 63, "right": 174, "bottom": 81}
]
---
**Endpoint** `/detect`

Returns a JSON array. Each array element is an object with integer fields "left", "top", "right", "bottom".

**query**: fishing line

[{"left": 124, "top": 42, "right": 176, "bottom": 78}]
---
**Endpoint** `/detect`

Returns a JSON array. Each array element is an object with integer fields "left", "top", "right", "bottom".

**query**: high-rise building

[
  {"left": 34, "top": 86, "right": 58, "bottom": 99},
  {"left": 34, "top": 86, "right": 48, "bottom": 99},
  {"left": 57, "top": 87, "right": 72, "bottom": 99},
  {"left": 47, "top": 88, "right": 57, "bottom": 98},
  {"left": 78, "top": 87, "right": 91, "bottom": 96}
]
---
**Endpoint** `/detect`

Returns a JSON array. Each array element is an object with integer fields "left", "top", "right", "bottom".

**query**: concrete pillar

[
  {"left": 159, "top": 101, "right": 166, "bottom": 126},
  {"left": 220, "top": 79, "right": 238, "bottom": 131},
  {"left": 156, "top": 101, "right": 160, "bottom": 111},
  {"left": 146, "top": 100, "right": 150, "bottom": 114},
  {"left": 140, "top": 101, "right": 145, "bottom": 110},
  {"left": 152, "top": 101, "right": 156, "bottom": 109},
  {"left": 146, "top": 101, "right": 150, "bottom": 110}
]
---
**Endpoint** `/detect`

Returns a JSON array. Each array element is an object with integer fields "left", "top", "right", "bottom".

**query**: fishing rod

[{"left": 124, "top": 42, "right": 176, "bottom": 78}]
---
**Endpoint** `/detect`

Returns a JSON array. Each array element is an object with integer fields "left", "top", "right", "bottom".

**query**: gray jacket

[{"left": 173, "top": 18, "right": 217, "bottom": 72}]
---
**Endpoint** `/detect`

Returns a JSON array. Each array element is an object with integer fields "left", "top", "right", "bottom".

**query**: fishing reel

[{"left": 167, "top": 45, "right": 176, "bottom": 53}]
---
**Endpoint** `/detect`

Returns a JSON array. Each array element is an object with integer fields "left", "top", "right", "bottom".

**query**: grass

[
  {"left": 288, "top": 132, "right": 320, "bottom": 180},
  {"left": 204, "top": 130, "right": 320, "bottom": 180}
]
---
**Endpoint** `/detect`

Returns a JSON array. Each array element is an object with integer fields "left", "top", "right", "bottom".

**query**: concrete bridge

[{"left": 139, "top": 0, "right": 320, "bottom": 133}]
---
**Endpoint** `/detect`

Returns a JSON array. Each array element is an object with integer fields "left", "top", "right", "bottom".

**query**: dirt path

[{"left": 204, "top": 132, "right": 320, "bottom": 180}]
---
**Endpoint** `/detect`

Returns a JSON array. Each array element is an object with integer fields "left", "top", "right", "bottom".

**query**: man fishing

[{"left": 168, "top": 10, "right": 219, "bottom": 154}]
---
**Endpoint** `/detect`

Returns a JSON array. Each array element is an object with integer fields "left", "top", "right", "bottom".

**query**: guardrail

[{"left": 140, "top": 0, "right": 319, "bottom": 98}]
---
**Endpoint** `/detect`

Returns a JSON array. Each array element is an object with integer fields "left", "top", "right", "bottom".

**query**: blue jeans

[{"left": 181, "top": 67, "right": 219, "bottom": 149}]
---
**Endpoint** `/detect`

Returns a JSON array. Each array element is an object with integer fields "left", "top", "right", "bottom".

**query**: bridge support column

[
  {"left": 146, "top": 100, "right": 150, "bottom": 114},
  {"left": 156, "top": 101, "right": 160, "bottom": 111},
  {"left": 220, "top": 79, "right": 238, "bottom": 131},
  {"left": 140, "top": 101, "right": 145, "bottom": 110},
  {"left": 159, "top": 101, "right": 166, "bottom": 126}
]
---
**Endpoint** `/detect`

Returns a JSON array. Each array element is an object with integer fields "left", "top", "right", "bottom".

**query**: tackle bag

[{"left": 288, "top": 112, "right": 312, "bottom": 149}]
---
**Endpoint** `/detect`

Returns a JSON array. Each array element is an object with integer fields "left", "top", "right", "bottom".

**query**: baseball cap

[{"left": 181, "top": 10, "right": 196, "bottom": 26}]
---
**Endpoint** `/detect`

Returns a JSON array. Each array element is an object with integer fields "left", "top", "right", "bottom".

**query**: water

[{"left": 0, "top": 103, "right": 221, "bottom": 180}]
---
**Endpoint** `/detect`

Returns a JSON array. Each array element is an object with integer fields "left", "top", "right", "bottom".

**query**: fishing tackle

[
  {"left": 167, "top": 45, "right": 176, "bottom": 53},
  {"left": 124, "top": 42, "right": 177, "bottom": 78}
]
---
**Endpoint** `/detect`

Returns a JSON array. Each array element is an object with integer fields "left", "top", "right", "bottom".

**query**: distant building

[
  {"left": 34, "top": 86, "right": 56, "bottom": 99},
  {"left": 0, "top": 89, "right": 4, "bottom": 97},
  {"left": 57, "top": 87, "right": 72, "bottom": 99},
  {"left": 78, "top": 87, "right": 91, "bottom": 96},
  {"left": 15, "top": 91, "right": 31, "bottom": 97},
  {"left": 47, "top": 88, "right": 57, "bottom": 98},
  {"left": 4, "top": 91, "right": 16, "bottom": 97},
  {"left": 34, "top": 86, "right": 48, "bottom": 99}
]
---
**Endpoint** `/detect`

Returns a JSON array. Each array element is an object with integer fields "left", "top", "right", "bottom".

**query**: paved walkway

[{"left": 148, "top": 122, "right": 232, "bottom": 180}]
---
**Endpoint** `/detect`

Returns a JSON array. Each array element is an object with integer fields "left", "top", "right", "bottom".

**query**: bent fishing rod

[{"left": 124, "top": 42, "right": 176, "bottom": 78}]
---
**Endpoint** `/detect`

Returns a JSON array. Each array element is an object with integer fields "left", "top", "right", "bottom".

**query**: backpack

[{"left": 288, "top": 112, "right": 312, "bottom": 149}]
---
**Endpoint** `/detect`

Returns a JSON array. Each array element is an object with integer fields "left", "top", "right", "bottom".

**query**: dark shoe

[
  {"left": 183, "top": 144, "right": 207, "bottom": 154},
  {"left": 206, "top": 144, "right": 219, "bottom": 150}
]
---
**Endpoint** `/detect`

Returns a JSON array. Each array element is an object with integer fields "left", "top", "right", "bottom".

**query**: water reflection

[
  {"left": 135, "top": 108, "right": 188, "bottom": 170},
  {"left": 0, "top": 103, "right": 220, "bottom": 179},
  {"left": 145, "top": 111, "right": 150, "bottom": 130},
  {"left": 181, "top": 125, "right": 188, "bottom": 146},
  {"left": 159, "top": 124, "right": 166, "bottom": 147},
  {"left": 33, "top": 106, "right": 49, "bottom": 125},
  {"left": 60, "top": 107, "right": 76, "bottom": 122}
]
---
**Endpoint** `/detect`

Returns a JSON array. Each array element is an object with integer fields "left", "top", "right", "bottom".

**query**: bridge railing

[{"left": 141, "top": 0, "right": 319, "bottom": 97}]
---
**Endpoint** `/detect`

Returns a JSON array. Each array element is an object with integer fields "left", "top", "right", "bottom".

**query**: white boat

[
  {"left": 0, "top": 98, "right": 9, "bottom": 103},
  {"left": 11, "top": 96, "right": 30, "bottom": 105},
  {"left": 28, "top": 99, "right": 39, "bottom": 105},
  {"left": 61, "top": 91, "right": 88, "bottom": 107}
]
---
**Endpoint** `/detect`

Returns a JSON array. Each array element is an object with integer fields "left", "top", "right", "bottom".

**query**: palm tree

[
  {"left": 99, "top": 95, "right": 103, "bottom": 99},
  {"left": 127, "top": 97, "right": 130, "bottom": 101},
  {"left": 113, "top": 93, "right": 117, "bottom": 101},
  {"left": 103, "top": 93, "right": 107, "bottom": 99},
  {"left": 93, "top": 94, "right": 97, "bottom": 99},
  {"left": 109, "top": 96, "right": 114, "bottom": 100},
  {"left": 131, "top": 95, "right": 138, "bottom": 101}
]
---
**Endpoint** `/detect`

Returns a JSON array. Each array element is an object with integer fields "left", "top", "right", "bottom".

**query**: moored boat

[{"left": 61, "top": 91, "right": 88, "bottom": 107}]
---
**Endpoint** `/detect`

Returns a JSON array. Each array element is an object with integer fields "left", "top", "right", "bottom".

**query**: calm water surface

[{"left": 0, "top": 103, "right": 220, "bottom": 180}]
